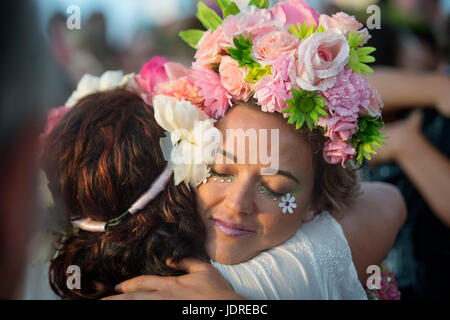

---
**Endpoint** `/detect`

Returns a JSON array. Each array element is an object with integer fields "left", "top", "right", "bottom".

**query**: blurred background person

[{"left": 0, "top": 0, "right": 63, "bottom": 299}]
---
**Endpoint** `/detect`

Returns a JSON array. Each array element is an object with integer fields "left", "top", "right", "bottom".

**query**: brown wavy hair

[{"left": 42, "top": 89, "right": 207, "bottom": 299}]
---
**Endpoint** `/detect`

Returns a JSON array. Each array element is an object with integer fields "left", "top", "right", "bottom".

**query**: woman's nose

[{"left": 223, "top": 175, "right": 255, "bottom": 215}]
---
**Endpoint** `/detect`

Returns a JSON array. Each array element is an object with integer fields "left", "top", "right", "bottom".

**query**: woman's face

[{"left": 196, "top": 103, "right": 316, "bottom": 265}]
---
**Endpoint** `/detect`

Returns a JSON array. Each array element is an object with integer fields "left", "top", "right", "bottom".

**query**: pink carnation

[
  {"left": 219, "top": 56, "right": 252, "bottom": 101},
  {"left": 322, "top": 68, "right": 371, "bottom": 117},
  {"left": 271, "top": 0, "right": 320, "bottom": 28},
  {"left": 366, "top": 84, "right": 384, "bottom": 117},
  {"left": 318, "top": 114, "right": 358, "bottom": 141},
  {"left": 323, "top": 140, "right": 356, "bottom": 167},
  {"left": 252, "top": 30, "right": 299, "bottom": 66},
  {"left": 192, "top": 64, "right": 232, "bottom": 119},
  {"left": 43, "top": 106, "right": 70, "bottom": 137},
  {"left": 154, "top": 77, "right": 204, "bottom": 107},
  {"left": 135, "top": 56, "right": 169, "bottom": 94},
  {"left": 253, "top": 54, "right": 297, "bottom": 113},
  {"left": 195, "top": 27, "right": 228, "bottom": 68}
]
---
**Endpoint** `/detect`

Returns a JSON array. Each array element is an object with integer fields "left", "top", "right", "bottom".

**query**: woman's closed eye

[{"left": 209, "top": 168, "right": 293, "bottom": 197}]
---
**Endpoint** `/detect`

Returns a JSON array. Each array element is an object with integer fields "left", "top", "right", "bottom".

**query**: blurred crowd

[{"left": 1, "top": 0, "right": 449, "bottom": 299}]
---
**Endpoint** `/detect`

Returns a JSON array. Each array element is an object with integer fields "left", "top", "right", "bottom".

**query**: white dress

[{"left": 212, "top": 211, "right": 368, "bottom": 300}]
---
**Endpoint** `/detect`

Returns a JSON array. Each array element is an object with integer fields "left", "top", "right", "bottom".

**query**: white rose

[{"left": 296, "top": 29, "right": 350, "bottom": 91}]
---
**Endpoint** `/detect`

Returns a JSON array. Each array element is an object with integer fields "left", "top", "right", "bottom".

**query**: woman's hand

[
  {"left": 102, "top": 258, "right": 245, "bottom": 300},
  {"left": 370, "top": 110, "right": 423, "bottom": 165}
]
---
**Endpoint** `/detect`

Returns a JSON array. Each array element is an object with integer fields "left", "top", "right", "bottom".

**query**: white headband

[{"left": 70, "top": 165, "right": 173, "bottom": 232}]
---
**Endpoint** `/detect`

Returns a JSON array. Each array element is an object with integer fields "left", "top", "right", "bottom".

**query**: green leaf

[
  {"left": 248, "top": 0, "right": 269, "bottom": 9},
  {"left": 197, "top": 2, "right": 222, "bottom": 31},
  {"left": 227, "top": 34, "right": 259, "bottom": 68},
  {"left": 289, "top": 21, "right": 322, "bottom": 40},
  {"left": 245, "top": 64, "right": 271, "bottom": 83},
  {"left": 179, "top": 29, "right": 204, "bottom": 48},
  {"left": 223, "top": 2, "right": 240, "bottom": 18}
]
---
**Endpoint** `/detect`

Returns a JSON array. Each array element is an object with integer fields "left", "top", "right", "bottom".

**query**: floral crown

[{"left": 135, "top": 0, "right": 385, "bottom": 169}]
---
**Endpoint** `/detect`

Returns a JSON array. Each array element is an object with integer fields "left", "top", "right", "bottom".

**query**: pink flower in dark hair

[
  {"left": 135, "top": 56, "right": 169, "bottom": 94},
  {"left": 323, "top": 140, "right": 356, "bottom": 167},
  {"left": 43, "top": 106, "right": 70, "bottom": 137},
  {"left": 192, "top": 64, "right": 232, "bottom": 119},
  {"left": 322, "top": 67, "right": 370, "bottom": 117}
]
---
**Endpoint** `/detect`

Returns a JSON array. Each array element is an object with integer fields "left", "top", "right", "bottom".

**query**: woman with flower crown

[{"left": 95, "top": 0, "right": 406, "bottom": 300}]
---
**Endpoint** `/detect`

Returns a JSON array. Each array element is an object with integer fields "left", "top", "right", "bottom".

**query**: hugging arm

[
  {"left": 338, "top": 181, "right": 407, "bottom": 284},
  {"left": 102, "top": 258, "right": 245, "bottom": 300}
]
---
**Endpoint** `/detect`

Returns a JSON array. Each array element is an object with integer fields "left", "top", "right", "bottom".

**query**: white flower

[
  {"left": 153, "top": 95, "right": 221, "bottom": 188},
  {"left": 279, "top": 193, "right": 297, "bottom": 214},
  {"left": 38, "top": 170, "right": 54, "bottom": 209},
  {"left": 65, "top": 70, "right": 134, "bottom": 107}
]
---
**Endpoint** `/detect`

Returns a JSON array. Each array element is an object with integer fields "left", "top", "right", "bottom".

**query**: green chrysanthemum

[
  {"left": 282, "top": 89, "right": 328, "bottom": 131},
  {"left": 351, "top": 115, "right": 386, "bottom": 165},
  {"left": 347, "top": 31, "right": 376, "bottom": 75}
]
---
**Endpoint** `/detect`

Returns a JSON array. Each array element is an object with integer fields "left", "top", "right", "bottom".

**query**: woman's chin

[{"left": 207, "top": 242, "right": 258, "bottom": 265}]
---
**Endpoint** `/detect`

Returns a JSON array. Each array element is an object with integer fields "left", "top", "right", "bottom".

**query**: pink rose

[
  {"left": 222, "top": 7, "right": 280, "bottom": 43},
  {"left": 253, "top": 54, "right": 297, "bottom": 113},
  {"left": 322, "top": 68, "right": 371, "bottom": 117},
  {"left": 136, "top": 56, "right": 169, "bottom": 94},
  {"left": 219, "top": 56, "right": 252, "bottom": 101},
  {"left": 319, "top": 12, "right": 371, "bottom": 45},
  {"left": 252, "top": 30, "right": 299, "bottom": 66},
  {"left": 192, "top": 63, "right": 232, "bottom": 119},
  {"left": 43, "top": 106, "right": 70, "bottom": 137},
  {"left": 318, "top": 114, "right": 358, "bottom": 141},
  {"left": 295, "top": 29, "right": 349, "bottom": 91},
  {"left": 271, "top": 0, "right": 320, "bottom": 28},
  {"left": 195, "top": 27, "right": 228, "bottom": 68},
  {"left": 323, "top": 140, "right": 355, "bottom": 167}
]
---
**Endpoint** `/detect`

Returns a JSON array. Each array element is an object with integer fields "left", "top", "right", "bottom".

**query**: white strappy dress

[{"left": 212, "top": 211, "right": 368, "bottom": 300}]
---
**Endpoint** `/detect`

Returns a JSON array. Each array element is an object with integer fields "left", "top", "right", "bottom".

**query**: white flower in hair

[
  {"left": 65, "top": 70, "right": 134, "bottom": 107},
  {"left": 153, "top": 95, "right": 221, "bottom": 188}
]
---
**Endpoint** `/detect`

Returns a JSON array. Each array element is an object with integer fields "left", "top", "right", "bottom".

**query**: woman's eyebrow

[
  {"left": 276, "top": 170, "right": 300, "bottom": 184},
  {"left": 219, "top": 148, "right": 237, "bottom": 163}
]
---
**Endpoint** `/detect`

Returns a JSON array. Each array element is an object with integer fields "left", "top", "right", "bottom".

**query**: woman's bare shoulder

[{"left": 333, "top": 181, "right": 407, "bottom": 282}]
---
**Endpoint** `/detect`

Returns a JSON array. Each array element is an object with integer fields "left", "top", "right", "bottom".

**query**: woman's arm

[
  {"left": 368, "top": 67, "right": 450, "bottom": 116},
  {"left": 338, "top": 181, "right": 407, "bottom": 284},
  {"left": 102, "top": 258, "right": 245, "bottom": 300}
]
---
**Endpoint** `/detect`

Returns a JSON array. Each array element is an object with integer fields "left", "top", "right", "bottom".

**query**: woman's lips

[{"left": 212, "top": 218, "right": 256, "bottom": 238}]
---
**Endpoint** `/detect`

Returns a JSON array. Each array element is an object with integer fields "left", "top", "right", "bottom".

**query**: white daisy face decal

[{"left": 279, "top": 193, "right": 297, "bottom": 214}]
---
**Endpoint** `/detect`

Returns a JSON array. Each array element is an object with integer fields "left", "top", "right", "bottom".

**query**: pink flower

[
  {"left": 43, "top": 106, "right": 70, "bottom": 137},
  {"left": 192, "top": 64, "right": 232, "bottom": 119},
  {"left": 195, "top": 27, "right": 228, "bottom": 68},
  {"left": 323, "top": 140, "right": 355, "bottom": 167},
  {"left": 253, "top": 54, "right": 297, "bottom": 113},
  {"left": 318, "top": 114, "right": 358, "bottom": 141},
  {"left": 271, "top": 0, "right": 320, "bottom": 28},
  {"left": 365, "top": 84, "right": 383, "bottom": 117},
  {"left": 135, "top": 56, "right": 169, "bottom": 94},
  {"left": 322, "top": 68, "right": 371, "bottom": 117},
  {"left": 219, "top": 56, "right": 252, "bottom": 101},
  {"left": 252, "top": 30, "right": 299, "bottom": 66},
  {"left": 295, "top": 29, "right": 349, "bottom": 91},
  {"left": 319, "top": 12, "right": 371, "bottom": 45},
  {"left": 154, "top": 77, "right": 204, "bottom": 107},
  {"left": 222, "top": 7, "right": 280, "bottom": 43}
]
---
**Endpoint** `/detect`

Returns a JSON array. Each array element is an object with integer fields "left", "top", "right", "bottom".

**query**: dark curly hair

[{"left": 42, "top": 88, "right": 208, "bottom": 299}]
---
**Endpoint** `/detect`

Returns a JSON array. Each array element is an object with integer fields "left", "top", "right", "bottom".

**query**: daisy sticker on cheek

[{"left": 279, "top": 193, "right": 297, "bottom": 214}]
